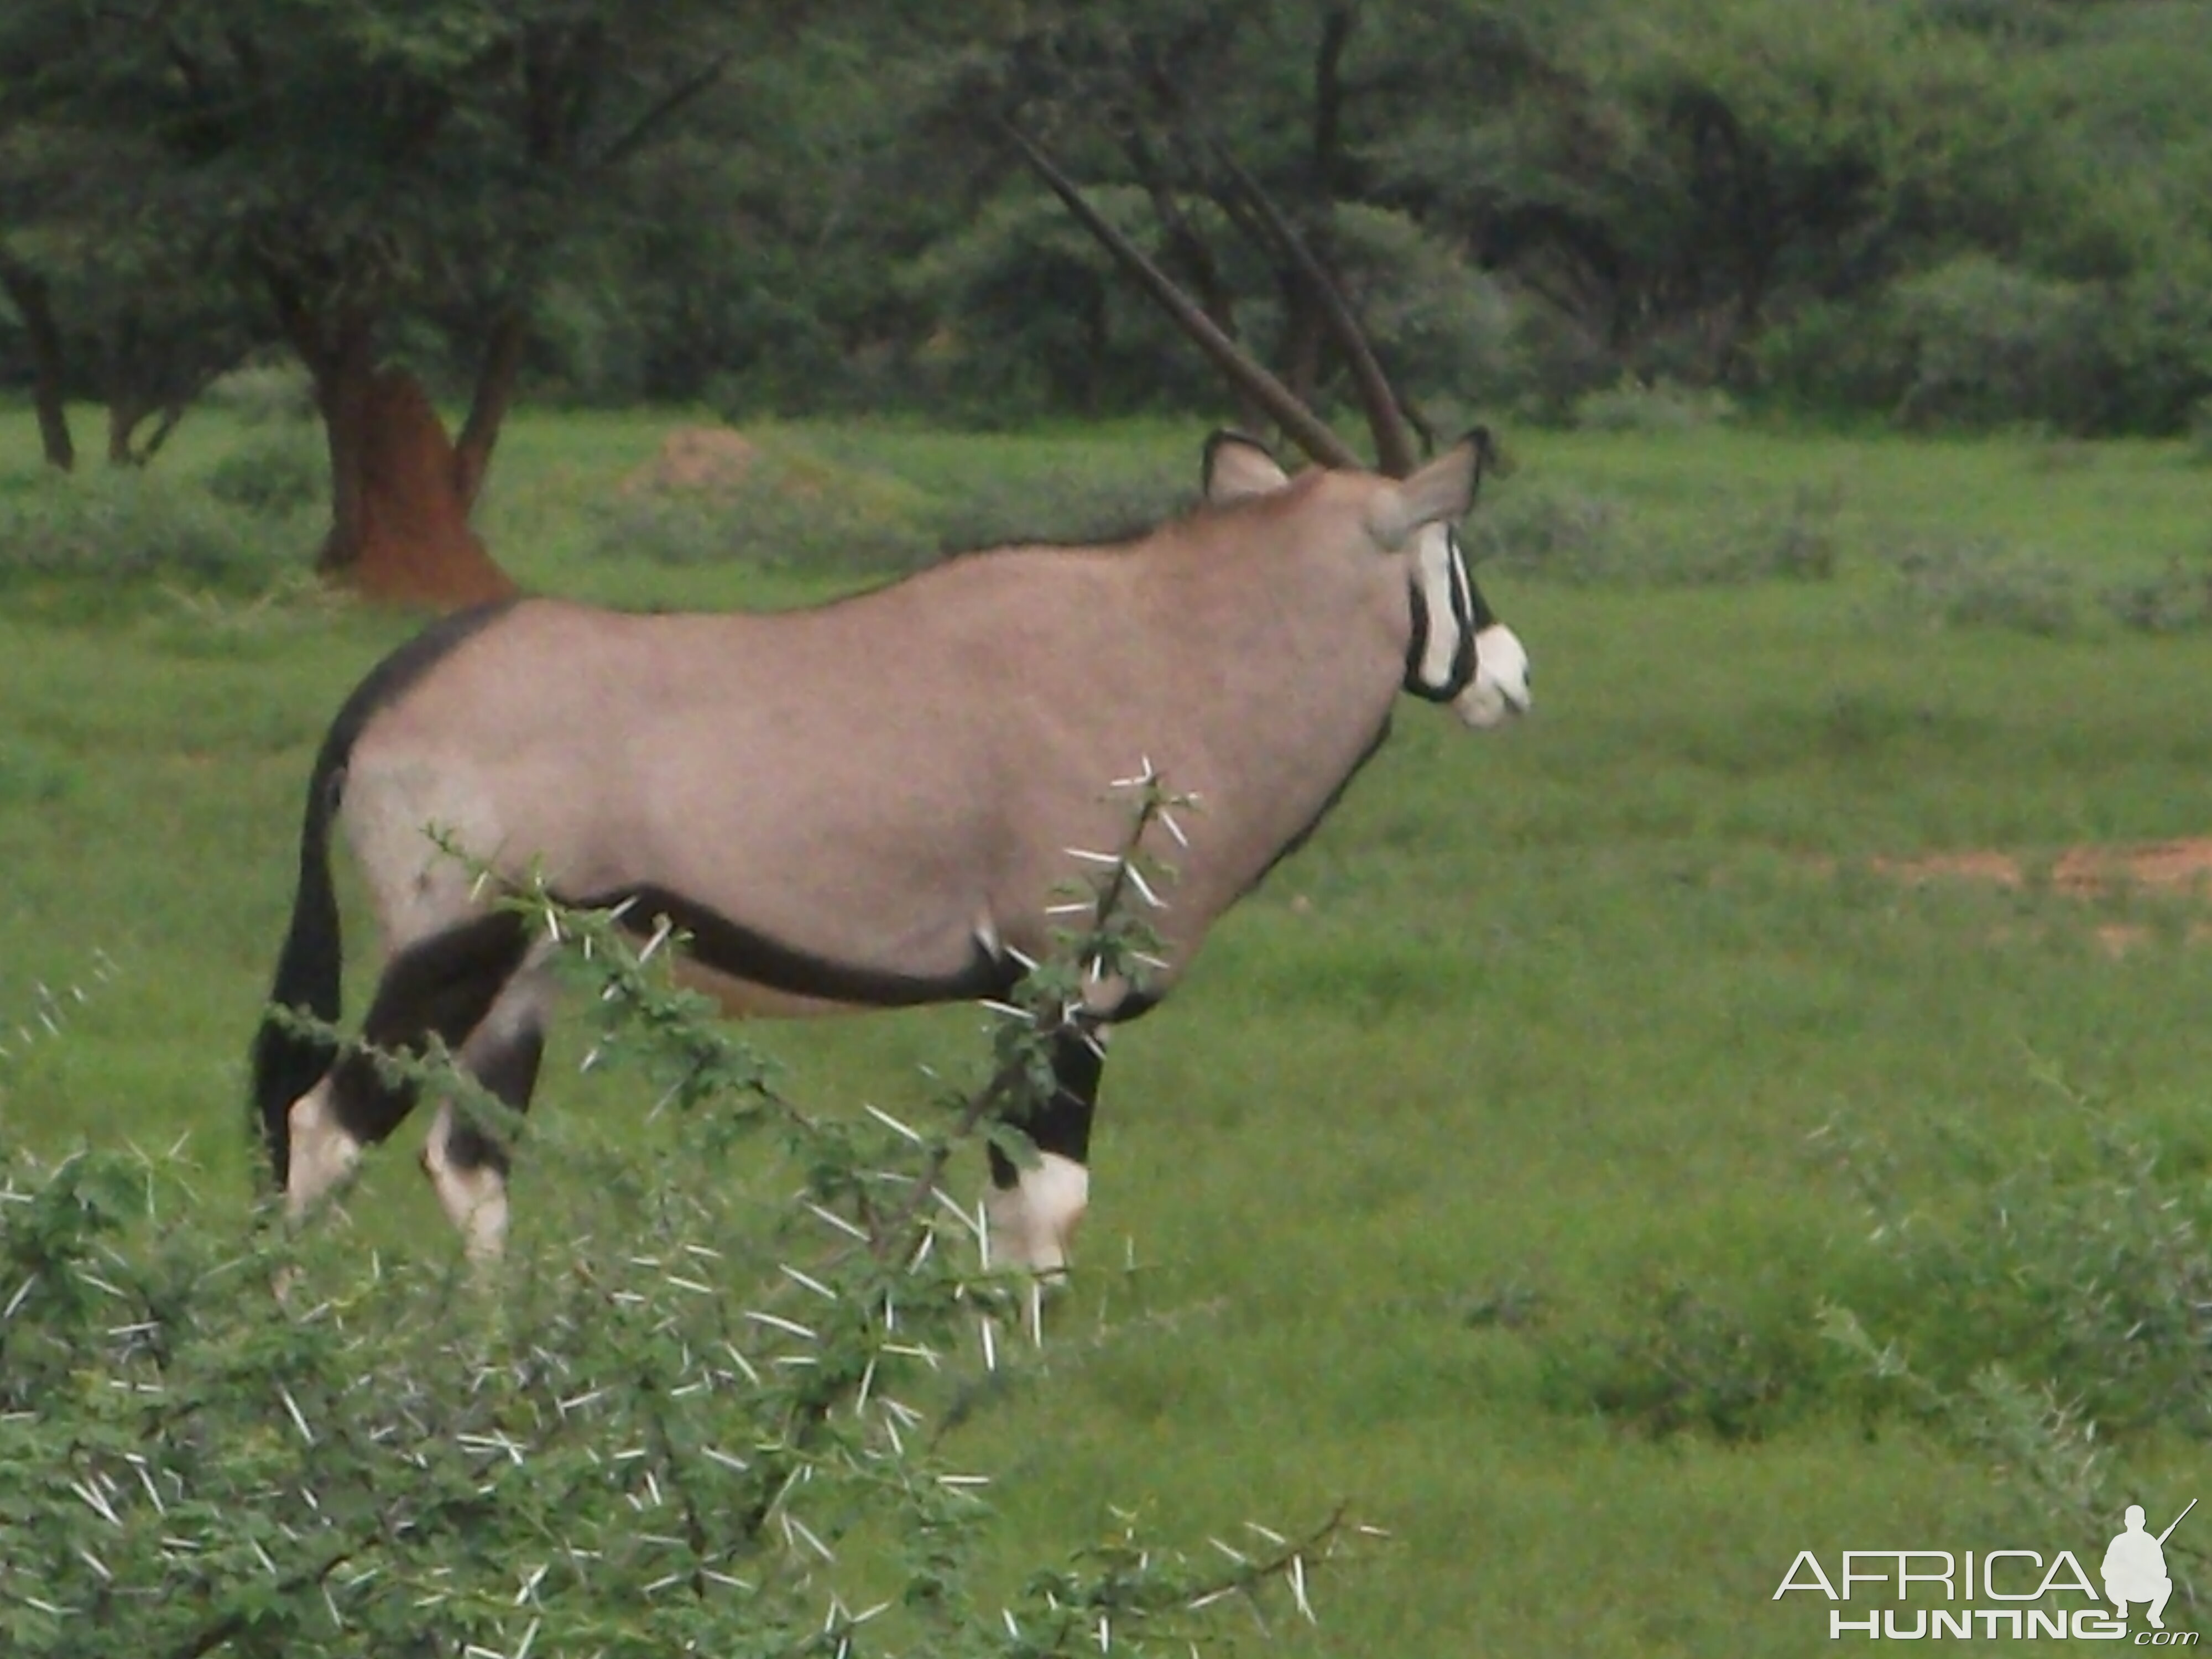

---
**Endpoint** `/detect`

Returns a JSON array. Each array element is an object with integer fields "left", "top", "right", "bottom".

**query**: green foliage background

[{"left": 7, "top": 1, "right": 2212, "bottom": 434}]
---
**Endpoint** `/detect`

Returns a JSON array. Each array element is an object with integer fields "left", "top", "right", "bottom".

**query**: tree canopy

[{"left": 3, "top": 0, "right": 2210, "bottom": 593}]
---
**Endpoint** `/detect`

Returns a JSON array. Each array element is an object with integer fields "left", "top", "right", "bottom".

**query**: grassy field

[{"left": 4, "top": 404, "right": 2212, "bottom": 1652}]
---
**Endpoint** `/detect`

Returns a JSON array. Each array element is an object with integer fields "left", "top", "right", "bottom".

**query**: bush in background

[
  {"left": 204, "top": 422, "right": 329, "bottom": 516},
  {"left": 1884, "top": 536, "right": 2081, "bottom": 635},
  {"left": 0, "top": 469, "right": 294, "bottom": 591},
  {"left": 583, "top": 447, "right": 937, "bottom": 573},
  {"left": 2102, "top": 557, "right": 2212, "bottom": 634},
  {"left": 200, "top": 360, "right": 317, "bottom": 427},
  {"left": 1469, "top": 478, "right": 1840, "bottom": 587},
  {"left": 1570, "top": 377, "right": 1736, "bottom": 435}
]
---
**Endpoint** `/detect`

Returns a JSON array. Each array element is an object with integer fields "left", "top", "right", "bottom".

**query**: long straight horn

[
  {"left": 995, "top": 117, "right": 1364, "bottom": 472},
  {"left": 1211, "top": 145, "right": 1421, "bottom": 478}
]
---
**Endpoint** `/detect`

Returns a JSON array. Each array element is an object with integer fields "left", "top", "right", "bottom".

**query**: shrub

[
  {"left": 1538, "top": 1277, "right": 1836, "bottom": 1442},
  {"left": 926, "top": 465, "right": 1193, "bottom": 556},
  {"left": 0, "top": 783, "right": 1354, "bottom": 1657},
  {"left": 2187, "top": 398, "right": 2212, "bottom": 467},
  {"left": 1885, "top": 537, "right": 2081, "bottom": 635},
  {"left": 586, "top": 450, "right": 937, "bottom": 573},
  {"left": 1882, "top": 258, "right": 2212, "bottom": 436},
  {"left": 1889, "top": 257, "right": 2096, "bottom": 431},
  {"left": 1468, "top": 479, "right": 1841, "bottom": 587},
  {"left": 1819, "top": 1110, "right": 2212, "bottom": 1574},
  {"left": 204, "top": 424, "right": 329, "bottom": 515},
  {"left": 1571, "top": 376, "right": 1736, "bottom": 435},
  {"left": 201, "top": 359, "right": 317, "bottom": 426},
  {"left": 2102, "top": 558, "right": 2212, "bottom": 634},
  {"left": 0, "top": 471, "right": 293, "bottom": 591},
  {"left": 1819, "top": 1112, "right": 2212, "bottom": 1439}
]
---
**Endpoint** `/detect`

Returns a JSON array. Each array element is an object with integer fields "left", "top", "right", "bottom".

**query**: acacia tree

[
  {"left": 1, "top": 118, "right": 265, "bottom": 470},
  {"left": 7, "top": 0, "right": 769, "bottom": 606},
  {"left": 936, "top": 1, "right": 1516, "bottom": 451}
]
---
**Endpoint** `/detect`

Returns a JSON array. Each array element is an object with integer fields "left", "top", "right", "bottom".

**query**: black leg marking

[
  {"left": 990, "top": 1028, "right": 1104, "bottom": 1188},
  {"left": 327, "top": 911, "right": 532, "bottom": 1147},
  {"left": 442, "top": 1025, "right": 546, "bottom": 1177}
]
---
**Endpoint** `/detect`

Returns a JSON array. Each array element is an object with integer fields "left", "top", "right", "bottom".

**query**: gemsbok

[{"left": 249, "top": 427, "right": 1530, "bottom": 1271}]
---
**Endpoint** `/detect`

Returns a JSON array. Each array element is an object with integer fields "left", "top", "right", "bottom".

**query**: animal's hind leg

[
  {"left": 420, "top": 956, "right": 554, "bottom": 1264},
  {"left": 284, "top": 911, "right": 531, "bottom": 1224},
  {"left": 985, "top": 1027, "right": 1103, "bottom": 1275}
]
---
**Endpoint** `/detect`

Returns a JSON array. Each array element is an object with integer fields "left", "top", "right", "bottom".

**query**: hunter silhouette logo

[
  {"left": 1775, "top": 1500, "right": 2200, "bottom": 1641},
  {"left": 2105, "top": 1501, "right": 2193, "bottom": 1631}
]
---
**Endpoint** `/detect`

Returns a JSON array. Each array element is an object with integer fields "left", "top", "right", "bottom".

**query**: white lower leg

[
  {"left": 984, "top": 1152, "right": 1090, "bottom": 1275},
  {"left": 286, "top": 1081, "right": 363, "bottom": 1219},
  {"left": 421, "top": 1103, "right": 510, "bottom": 1264}
]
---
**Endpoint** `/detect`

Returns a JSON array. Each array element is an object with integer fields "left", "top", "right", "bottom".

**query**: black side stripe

[{"left": 568, "top": 884, "right": 1022, "bottom": 1010}]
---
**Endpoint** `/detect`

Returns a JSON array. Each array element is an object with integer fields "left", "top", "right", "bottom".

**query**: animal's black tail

[
  {"left": 249, "top": 724, "right": 351, "bottom": 1193},
  {"left": 244, "top": 598, "right": 521, "bottom": 1197}
]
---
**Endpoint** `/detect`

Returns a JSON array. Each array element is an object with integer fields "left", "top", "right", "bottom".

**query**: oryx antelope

[{"left": 250, "top": 430, "right": 1531, "bottom": 1269}]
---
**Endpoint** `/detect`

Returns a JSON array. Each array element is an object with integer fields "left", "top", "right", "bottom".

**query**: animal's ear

[
  {"left": 1202, "top": 429, "right": 1292, "bottom": 505},
  {"left": 1363, "top": 427, "right": 1491, "bottom": 549}
]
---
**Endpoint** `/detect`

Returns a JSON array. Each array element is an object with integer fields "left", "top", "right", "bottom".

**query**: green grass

[{"left": 4, "top": 405, "right": 2211, "bottom": 1652}]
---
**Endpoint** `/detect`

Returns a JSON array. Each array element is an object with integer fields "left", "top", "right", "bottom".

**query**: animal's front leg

[{"left": 984, "top": 1027, "right": 1103, "bottom": 1275}]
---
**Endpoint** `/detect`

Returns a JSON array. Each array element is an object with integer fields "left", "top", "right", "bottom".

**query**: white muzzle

[{"left": 1453, "top": 622, "right": 1532, "bottom": 729}]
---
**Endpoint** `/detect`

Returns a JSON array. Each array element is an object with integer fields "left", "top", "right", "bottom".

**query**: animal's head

[{"left": 1202, "top": 429, "right": 1532, "bottom": 729}]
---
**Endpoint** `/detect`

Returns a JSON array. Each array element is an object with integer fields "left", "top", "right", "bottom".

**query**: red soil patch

[
  {"left": 621, "top": 426, "right": 760, "bottom": 497},
  {"left": 1869, "top": 837, "right": 2212, "bottom": 957},
  {"left": 1875, "top": 838, "right": 2212, "bottom": 897}
]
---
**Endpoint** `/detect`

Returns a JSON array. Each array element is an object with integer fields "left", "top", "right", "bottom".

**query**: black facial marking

[
  {"left": 1402, "top": 530, "right": 1480, "bottom": 702},
  {"left": 990, "top": 1027, "right": 1104, "bottom": 1188},
  {"left": 1402, "top": 578, "right": 1433, "bottom": 690},
  {"left": 570, "top": 884, "right": 1022, "bottom": 1010}
]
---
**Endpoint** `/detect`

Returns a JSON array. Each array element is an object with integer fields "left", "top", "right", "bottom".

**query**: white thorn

[
  {"left": 1124, "top": 865, "right": 1168, "bottom": 911},
  {"left": 278, "top": 1386, "right": 315, "bottom": 1445},
  {"left": 1290, "top": 1553, "right": 1314, "bottom": 1623},
  {"left": 743, "top": 1310, "right": 817, "bottom": 1341},
  {"left": 862, "top": 1102, "right": 925, "bottom": 1145},
  {"left": 779, "top": 1264, "right": 837, "bottom": 1302},
  {"left": 805, "top": 1200, "right": 869, "bottom": 1241}
]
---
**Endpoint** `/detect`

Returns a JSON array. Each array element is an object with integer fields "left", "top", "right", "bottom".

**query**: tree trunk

[
  {"left": 1, "top": 257, "right": 75, "bottom": 471},
  {"left": 281, "top": 294, "right": 519, "bottom": 611}
]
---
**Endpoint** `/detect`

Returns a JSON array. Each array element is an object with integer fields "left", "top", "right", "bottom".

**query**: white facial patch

[
  {"left": 983, "top": 1151, "right": 1090, "bottom": 1276},
  {"left": 1453, "top": 622, "right": 1532, "bottom": 729},
  {"left": 1408, "top": 524, "right": 1469, "bottom": 694}
]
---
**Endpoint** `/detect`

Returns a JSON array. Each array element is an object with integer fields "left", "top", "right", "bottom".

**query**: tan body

[{"left": 344, "top": 499, "right": 1410, "bottom": 995}]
